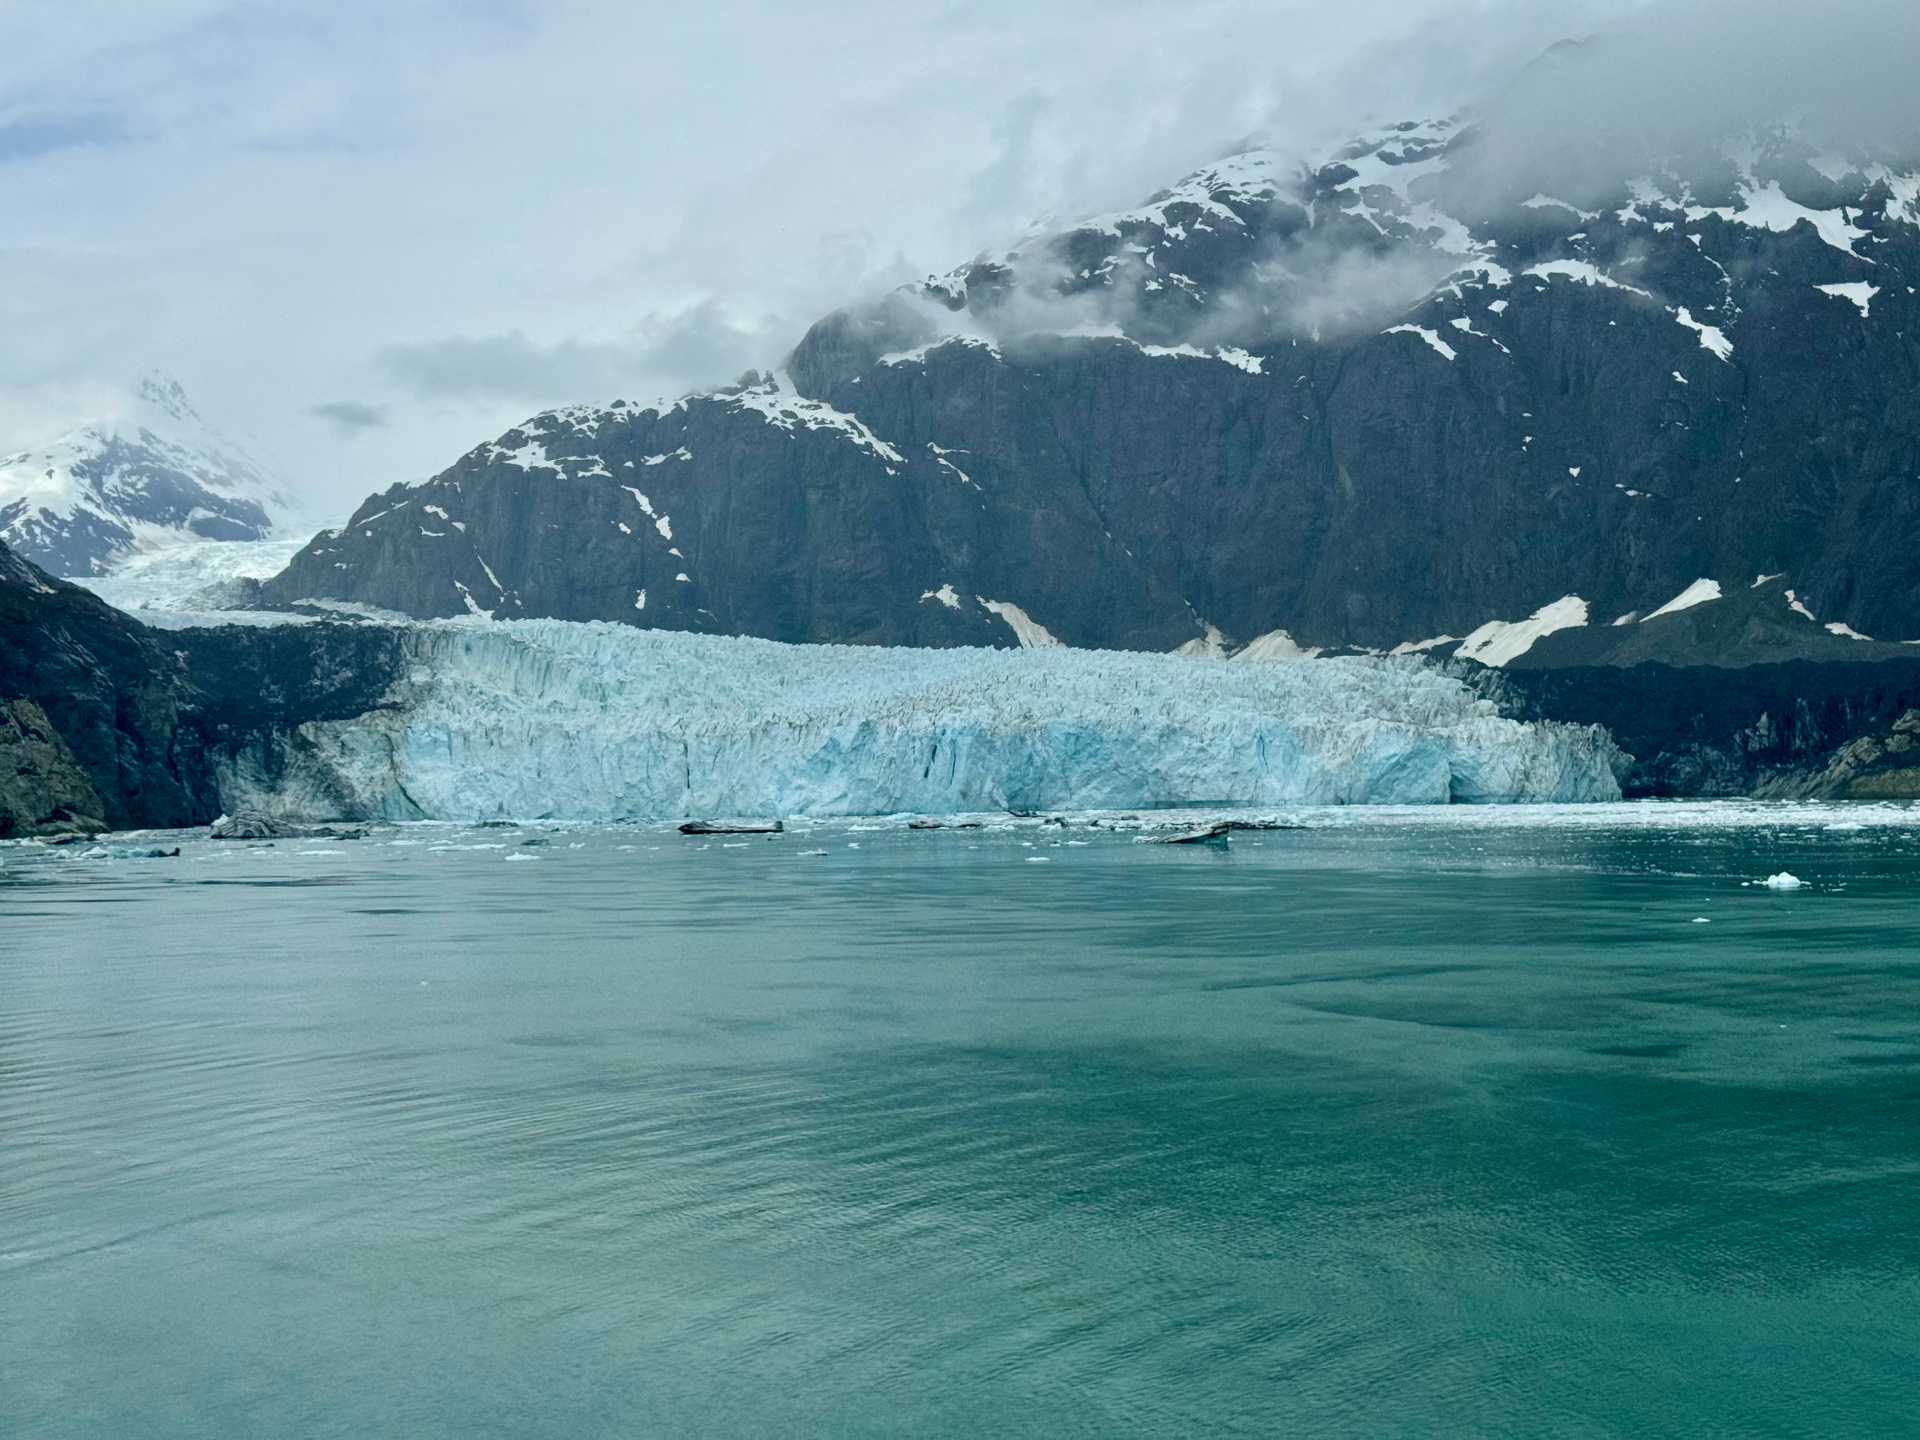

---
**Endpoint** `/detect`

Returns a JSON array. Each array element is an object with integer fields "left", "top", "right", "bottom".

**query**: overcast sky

[{"left": 0, "top": 0, "right": 1686, "bottom": 514}]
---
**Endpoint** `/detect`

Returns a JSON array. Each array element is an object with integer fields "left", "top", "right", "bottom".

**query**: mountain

[
  {"left": 0, "top": 374, "right": 290, "bottom": 577},
  {"left": 0, "top": 538, "right": 400, "bottom": 835},
  {"left": 260, "top": 67, "right": 1920, "bottom": 661}
]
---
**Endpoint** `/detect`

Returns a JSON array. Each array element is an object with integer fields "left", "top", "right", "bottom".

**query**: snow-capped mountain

[
  {"left": 0, "top": 374, "right": 290, "bottom": 576},
  {"left": 261, "top": 48, "right": 1920, "bottom": 662}
]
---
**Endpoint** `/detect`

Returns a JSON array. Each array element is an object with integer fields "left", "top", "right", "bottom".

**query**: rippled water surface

[{"left": 5, "top": 805, "right": 1919, "bottom": 1436}]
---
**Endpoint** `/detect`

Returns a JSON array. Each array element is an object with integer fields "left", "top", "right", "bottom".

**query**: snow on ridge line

[
  {"left": 1454, "top": 596, "right": 1589, "bottom": 667},
  {"left": 213, "top": 621, "right": 1623, "bottom": 821},
  {"left": 722, "top": 382, "right": 908, "bottom": 467},
  {"left": 1643, "top": 578, "right": 1723, "bottom": 621},
  {"left": 1382, "top": 324, "right": 1457, "bottom": 361}
]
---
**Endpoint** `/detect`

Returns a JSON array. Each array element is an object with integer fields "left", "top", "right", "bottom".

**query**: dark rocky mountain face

[
  {"left": 263, "top": 106, "right": 1920, "bottom": 660},
  {"left": 0, "top": 540, "right": 401, "bottom": 835},
  {"left": 1488, "top": 658, "right": 1920, "bottom": 798}
]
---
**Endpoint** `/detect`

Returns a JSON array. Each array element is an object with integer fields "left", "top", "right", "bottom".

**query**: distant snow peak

[{"left": 0, "top": 372, "right": 287, "bottom": 576}]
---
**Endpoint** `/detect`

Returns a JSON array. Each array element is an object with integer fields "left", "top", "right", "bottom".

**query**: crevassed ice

[{"left": 220, "top": 621, "right": 1624, "bottom": 821}]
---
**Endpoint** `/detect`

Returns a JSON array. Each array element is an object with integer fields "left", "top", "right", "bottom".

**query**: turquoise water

[{"left": 4, "top": 806, "right": 1918, "bottom": 1436}]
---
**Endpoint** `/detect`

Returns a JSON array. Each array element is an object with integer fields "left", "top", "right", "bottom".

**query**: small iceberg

[
  {"left": 1762, "top": 872, "right": 1806, "bottom": 891},
  {"left": 1136, "top": 822, "right": 1232, "bottom": 847}
]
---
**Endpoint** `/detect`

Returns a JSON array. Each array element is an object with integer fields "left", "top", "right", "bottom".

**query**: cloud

[
  {"left": 376, "top": 301, "right": 789, "bottom": 408},
  {"left": 1, "top": 0, "right": 1906, "bottom": 514},
  {"left": 308, "top": 399, "right": 388, "bottom": 431},
  {"left": 0, "top": 110, "right": 128, "bottom": 164}
]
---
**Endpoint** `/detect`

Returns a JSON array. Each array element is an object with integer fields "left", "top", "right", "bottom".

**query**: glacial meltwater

[{"left": 4, "top": 804, "right": 1918, "bottom": 1436}]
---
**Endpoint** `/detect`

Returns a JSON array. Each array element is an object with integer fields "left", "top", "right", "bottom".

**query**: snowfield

[
  {"left": 220, "top": 620, "right": 1625, "bottom": 821},
  {"left": 71, "top": 535, "right": 311, "bottom": 614}
]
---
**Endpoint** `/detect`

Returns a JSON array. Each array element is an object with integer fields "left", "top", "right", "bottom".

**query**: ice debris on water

[{"left": 1762, "top": 872, "right": 1806, "bottom": 890}]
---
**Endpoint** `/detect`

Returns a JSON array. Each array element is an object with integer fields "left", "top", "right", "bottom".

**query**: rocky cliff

[
  {"left": 0, "top": 540, "right": 402, "bottom": 835},
  {"left": 1487, "top": 657, "right": 1920, "bottom": 797},
  {"left": 260, "top": 72, "right": 1920, "bottom": 660}
]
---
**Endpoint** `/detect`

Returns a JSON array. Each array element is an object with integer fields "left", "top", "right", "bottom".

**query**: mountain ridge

[
  {"left": 258, "top": 86, "right": 1920, "bottom": 664},
  {"left": 0, "top": 373, "right": 291, "bottom": 576}
]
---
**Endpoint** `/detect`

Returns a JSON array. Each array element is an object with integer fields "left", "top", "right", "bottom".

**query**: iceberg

[{"left": 219, "top": 620, "right": 1624, "bottom": 821}]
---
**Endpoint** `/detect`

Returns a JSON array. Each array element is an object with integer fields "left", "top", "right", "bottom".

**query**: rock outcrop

[
  {"left": 0, "top": 539, "right": 405, "bottom": 835},
  {"left": 1486, "top": 658, "right": 1920, "bottom": 797},
  {"left": 259, "top": 84, "right": 1920, "bottom": 658}
]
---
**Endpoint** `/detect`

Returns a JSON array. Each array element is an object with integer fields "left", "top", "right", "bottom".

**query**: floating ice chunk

[
  {"left": 1762, "top": 872, "right": 1805, "bottom": 890},
  {"left": 920, "top": 583, "right": 962, "bottom": 610}
]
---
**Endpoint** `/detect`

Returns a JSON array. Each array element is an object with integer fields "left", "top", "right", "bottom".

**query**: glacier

[{"left": 219, "top": 620, "right": 1624, "bottom": 821}]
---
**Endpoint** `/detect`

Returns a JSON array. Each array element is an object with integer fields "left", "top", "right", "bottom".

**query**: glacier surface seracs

[{"left": 222, "top": 620, "right": 1624, "bottom": 821}]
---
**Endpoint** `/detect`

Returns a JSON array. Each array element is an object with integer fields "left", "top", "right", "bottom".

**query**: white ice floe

[{"left": 1762, "top": 872, "right": 1806, "bottom": 890}]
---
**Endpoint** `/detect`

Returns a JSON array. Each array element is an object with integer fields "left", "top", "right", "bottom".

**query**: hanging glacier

[{"left": 218, "top": 620, "right": 1625, "bottom": 821}]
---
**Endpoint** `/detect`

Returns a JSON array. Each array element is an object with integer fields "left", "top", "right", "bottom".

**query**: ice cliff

[{"left": 220, "top": 621, "right": 1624, "bottom": 820}]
